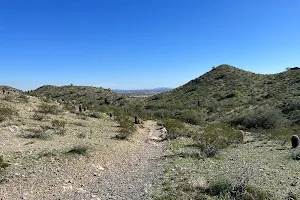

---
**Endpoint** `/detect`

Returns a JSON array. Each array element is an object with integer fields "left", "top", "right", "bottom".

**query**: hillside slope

[
  {"left": 29, "top": 85, "right": 121, "bottom": 106},
  {"left": 146, "top": 64, "right": 300, "bottom": 126},
  {"left": 0, "top": 86, "right": 23, "bottom": 94}
]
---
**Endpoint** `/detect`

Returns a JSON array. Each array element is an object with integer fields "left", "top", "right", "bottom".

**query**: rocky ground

[
  {"left": 0, "top": 94, "right": 167, "bottom": 200},
  {"left": 158, "top": 132, "right": 300, "bottom": 199}
]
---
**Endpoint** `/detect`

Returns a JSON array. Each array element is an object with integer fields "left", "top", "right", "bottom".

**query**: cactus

[
  {"left": 291, "top": 135, "right": 299, "bottom": 148},
  {"left": 104, "top": 97, "right": 109, "bottom": 105},
  {"left": 79, "top": 104, "right": 83, "bottom": 113},
  {"left": 134, "top": 116, "right": 140, "bottom": 124}
]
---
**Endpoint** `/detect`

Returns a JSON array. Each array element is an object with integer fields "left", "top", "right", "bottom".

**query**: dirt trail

[{"left": 0, "top": 120, "right": 167, "bottom": 200}]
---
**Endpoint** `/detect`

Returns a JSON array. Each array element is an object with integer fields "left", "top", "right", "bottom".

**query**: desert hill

[
  {"left": 146, "top": 64, "right": 300, "bottom": 126},
  {"left": 29, "top": 85, "right": 121, "bottom": 106},
  {"left": 0, "top": 86, "right": 23, "bottom": 94}
]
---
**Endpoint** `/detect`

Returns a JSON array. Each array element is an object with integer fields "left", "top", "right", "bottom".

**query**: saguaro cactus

[
  {"left": 134, "top": 116, "right": 140, "bottom": 124},
  {"left": 79, "top": 104, "right": 83, "bottom": 113},
  {"left": 291, "top": 135, "right": 299, "bottom": 148}
]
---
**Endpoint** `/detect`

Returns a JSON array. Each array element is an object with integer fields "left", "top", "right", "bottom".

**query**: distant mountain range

[{"left": 113, "top": 87, "right": 173, "bottom": 94}]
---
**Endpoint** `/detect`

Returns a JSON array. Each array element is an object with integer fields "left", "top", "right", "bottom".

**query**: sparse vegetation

[
  {"left": 77, "top": 133, "right": 86, "bottom": 138},
  {"left": 32, "top": 113, "right": 44, "bottom": 121},
  {"left": 291, "top": 150, "right": 300, "bottom": 160},
  {"left": 22, "top": 128, "right": 49, "bottom": 140},
  {"left": 66, "top": 145, "right": 88, "bottom": 155},
  {"left": 52, "top": 119, "right": 67, "bottom": 135},
  {"left": 3, "top": 65, "right": 300, "bottom": 199},
  {"left": 0, "top": 155, "right": 9, "bottom": 170},
  {"left": 18, "top": 94, "right": 29, "bottom": 103},
  {"left": 37, "top": 103, "right": 61, "bottom": 115},
  {"left": 114, "top": 109, "right": 137, "bottom": 139},
  {"left": 0, "top": 103, "right": 18, "bottom": 122}
]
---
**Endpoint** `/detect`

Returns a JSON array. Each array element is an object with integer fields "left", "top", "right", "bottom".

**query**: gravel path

[{"left": 0, "top": 120, "right": 167, "bottom": 200}]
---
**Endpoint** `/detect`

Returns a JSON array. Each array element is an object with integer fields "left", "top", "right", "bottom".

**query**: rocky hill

[
  {"left": 0, "top": 86, "right": 23, "bottom": 94},
  {"left": 146, "top": 64, "right": 300, "bottom": 126},
  {"left": 29, "top": 85, "right": 121, "bottom": 106}
]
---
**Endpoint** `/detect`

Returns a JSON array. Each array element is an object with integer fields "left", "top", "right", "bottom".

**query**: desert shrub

[
  {"left": 0, "top": 103, "right": 18, "bottom": 122},
  {"left": 203, "top": 176, "right": 270, "bottom": 199},
  {"left": 280, "top": 100, "right": 300, "bottom": 114},
  {"left": 18, "top": 94, "right": 29, "bottom": 103},
  {"left": 0, "top": 155, "right": 9, "bottom": 170},
  {"left": 66, "top": 145, "right": 88, "bottom": 155},
  {"left": 291, "top": 150, "right": 300, "bottom": 160},
  {"left": 93, "top": 105, "right": 110, "bottom": 113},
  {"left": 22, "top": 129, "right": 49, "bottom": 140},
  {"left": 194, "top": 140, "right": 219, "bottom": 158},
  {"left": 52, "top": 119, "right": 67, "bottom": 135},
  {"left": 63, "top": 103, "right": 76, "bottom": 113},
  {"left": 162, "top": 118, "right": 191, "bottom": 139},
  {"left": 114, "top": 109, "right": 137, "bottom": 139},
  {"left": 208, "top": 178, "right": 232, "bottom": 196},
  {"left": 156, "top": 120, "right": 165, "bottom": 127},
  {"left": 38, "top": 103, "right": 61, "bottom": 115},
  {"left": 192, "top": 123, "right": 243, "bottom": 157},
  {"left": 229, "top": 106, "right": 284, "bottom": 130},
  {"left": 88, "top": 112, "right": 101, "bottom": 118},
  {"left": 178, "top": 109, "right": 204, "bottom": 125},
  {"left": 32, "top": 113, "right": 44, "bottom": 121},
  {"left": 52, "top": 119, "right": 66, "bottom": 128},
  {"left": 244, "top": 185, "right": 270, "bottom": 200},
  {"left": 199, "top": 122, "right": 243, "bottom": 148},
  {"left": 2, "top": 95, "right": 13, "bottom": 102}
]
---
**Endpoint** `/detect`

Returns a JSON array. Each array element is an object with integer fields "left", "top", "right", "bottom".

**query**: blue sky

[{"left": 0, "top": 0, "right": 299, "bottom": 90}]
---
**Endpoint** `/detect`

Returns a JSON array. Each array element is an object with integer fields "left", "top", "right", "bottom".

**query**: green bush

[
  {"left": 199, "top": 122, "right": 243, "bottom": 149},
  {"left": 52, "top": 119, "right": 67, "bottom": 135},
  {"left": 192, "top": 123, "right": 243, "bottom": 157},
  {"left": 162, "top": 118, "right": 189, "bottom": 139},
  {"left": 114, "top": 109, "right": 137, "bottom": 139},
  {"left": 178, "top": 109, "right": 204, "bottom": 125},
  {"left": 18, "top": 94, "right": 29, "bottom": 103},
  {"left": 0, "top": 103, "right": 18, "bottom": 122},
  {"left": 2, "top": 95, "right": 13, "bottom": 102},
  {"left": 32, "top": 113, "right": 44, "bottom": 121},
  {"left": 66, "top": 145, "right": 88, "bottom": 155},
  {"left": 203, "top": 176, "right": 270, "bottom": 199},
  {"left": 229, "top": 106, "right": 284, "bottom": 130},
  {"left": 22, "top": 128, "right": 49, "bottom": 140},
  {"left": 0, "top": 155, "right": 9, "bottom": 170},
  {"left": 52, "top": 119, "right": 67, "bottom": 128},
  {"left": 208, "top": 178, "right": 232, "bottom": 196},
  {"left": 38, "top": 103, "right": 61, "bottom": 115},
  {"left": 292, "top": 150, "right": 300, "bottom": 160}
]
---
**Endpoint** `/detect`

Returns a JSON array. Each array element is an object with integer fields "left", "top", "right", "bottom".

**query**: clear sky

[{"left": 0, "top": 0, "right": 299, "bottom": 90}]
